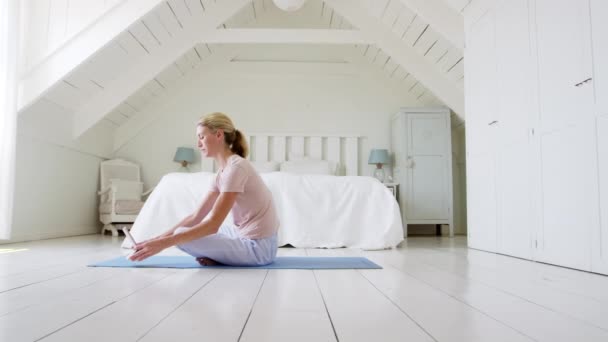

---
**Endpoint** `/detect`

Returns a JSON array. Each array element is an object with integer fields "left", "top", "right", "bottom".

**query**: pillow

[
  {"left": 280, "top": 159, "right": 334, "bottom": 175},
  {"left": 250, "top": 161, "right": 280, "bottom": 173},
  {"left": 286, "top": 153, "right": 339, "bottom": 175}
]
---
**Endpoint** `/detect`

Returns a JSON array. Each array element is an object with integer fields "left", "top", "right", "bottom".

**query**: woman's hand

[{"left": 129, "top": 238, "right": 171, "bottom": 261}]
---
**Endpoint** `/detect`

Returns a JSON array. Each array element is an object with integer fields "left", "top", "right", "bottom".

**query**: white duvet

[{"left": 122, "top": 172, "right": 405, "bottom": 250}]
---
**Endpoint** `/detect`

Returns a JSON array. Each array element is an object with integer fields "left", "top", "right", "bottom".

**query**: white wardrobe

[
  {"left": 391, "top": 107, "right": 454, "bottom": 237},
  {"left": 466, "top": 0, "right": 608, "bottom": 275}
]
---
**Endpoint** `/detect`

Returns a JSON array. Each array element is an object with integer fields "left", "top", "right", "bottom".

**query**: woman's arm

[
  {"left": 167, "top": 192, "right": 237, "bottom": 245},
  {"left": 144, "top": 191, "right": 220, "bottom": 241},
  {"left": 129, "top": 192, "right": 237, "bottom": 261}
]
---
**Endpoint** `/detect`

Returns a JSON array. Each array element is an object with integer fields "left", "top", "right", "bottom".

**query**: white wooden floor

[{"left": 1, "top": 235, "right": 608, "bottom": 342}]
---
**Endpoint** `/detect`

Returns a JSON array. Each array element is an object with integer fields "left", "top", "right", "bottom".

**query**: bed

[{"left": 121, "top": 133, "right": 405, "bottom": 250}]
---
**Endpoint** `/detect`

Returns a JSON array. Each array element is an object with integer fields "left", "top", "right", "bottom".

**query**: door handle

[
  {"left": 488, "top": 120, "right": 498, "bottom": 126},
  {"left": 575, "top": 77, "right": 593, "bottom": 87}
]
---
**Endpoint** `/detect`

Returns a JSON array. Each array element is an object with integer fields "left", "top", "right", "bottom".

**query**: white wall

[
  {"left": 2, "top": 99, "right": 114, "bottom": 244},
  {"left": 114, "top": 62, "right": 423, "bottom": 190},
  {"left": 6, "top": 134, "right": 103, "bottom": 243}
]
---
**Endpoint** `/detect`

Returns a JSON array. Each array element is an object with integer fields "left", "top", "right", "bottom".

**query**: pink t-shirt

[{"left": 210, "top": 155, "right": 279, "bottom": 239}]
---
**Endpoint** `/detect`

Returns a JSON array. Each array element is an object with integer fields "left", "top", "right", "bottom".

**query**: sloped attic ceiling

[{"left": 18, "top": 0, "right": 468, "bottom": 148}]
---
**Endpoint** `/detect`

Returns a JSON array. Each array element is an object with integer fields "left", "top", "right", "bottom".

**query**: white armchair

[{"left": 98, "top": 159, "right": 154, "bottom": 236}]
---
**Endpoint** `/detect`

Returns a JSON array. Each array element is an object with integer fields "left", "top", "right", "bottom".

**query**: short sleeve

[
  {"left": 219, "top": 165, "right": 248, "bottom": 192},
  {"left": 209, "top": 173, "right": 219, "bottom": 192}
]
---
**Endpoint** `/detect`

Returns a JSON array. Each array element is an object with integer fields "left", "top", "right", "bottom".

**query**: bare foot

[{"left": 196, "top": 257, "right": 220, "bottom": 266}]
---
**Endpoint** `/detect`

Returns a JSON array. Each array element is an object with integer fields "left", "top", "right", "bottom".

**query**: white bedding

[{"left": 122, "top": 172, "right": 405, "bottom": 250}]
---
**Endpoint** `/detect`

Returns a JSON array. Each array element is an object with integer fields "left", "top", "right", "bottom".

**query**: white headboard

[
  {"left": 200, "top": 133, "right": 362, "bottom": 176},
  {"left": 249, "top": 133, "right": 361, "bottom": 176}
]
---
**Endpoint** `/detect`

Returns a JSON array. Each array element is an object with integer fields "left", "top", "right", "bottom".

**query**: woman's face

[{"left": 197, "top": 125, "right": 223, "bottom": 158}]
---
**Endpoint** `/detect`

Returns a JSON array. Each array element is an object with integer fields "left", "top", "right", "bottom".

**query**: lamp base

[{"left": 373, "top": 167, "right": 385, "bottom": 183}]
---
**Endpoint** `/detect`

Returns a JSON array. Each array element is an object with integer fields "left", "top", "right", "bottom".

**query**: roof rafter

[
  {"left": 325, "top": 0, "right": 464, "bottom": 114},
  {"left": 73, "top": 0, "right": 253, "bottom": 138}
]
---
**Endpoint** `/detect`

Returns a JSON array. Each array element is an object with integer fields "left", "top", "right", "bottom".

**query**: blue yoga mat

[{"left": 88, "top": 255, "right": 382, "bottom": 269}]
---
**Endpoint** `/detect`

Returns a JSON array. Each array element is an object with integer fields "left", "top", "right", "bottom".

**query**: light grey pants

[{"left": 174, "top": 224, "right": 278, "bottom": 266}]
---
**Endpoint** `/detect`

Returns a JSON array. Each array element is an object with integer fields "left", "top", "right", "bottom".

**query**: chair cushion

[{"left": 99, "top": 200, "right": 144, "bottom": 215}]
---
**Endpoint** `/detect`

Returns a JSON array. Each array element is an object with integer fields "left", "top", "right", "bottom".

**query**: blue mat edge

[{"left": 88, "top": 255, "right": 382, "bottom": 269}]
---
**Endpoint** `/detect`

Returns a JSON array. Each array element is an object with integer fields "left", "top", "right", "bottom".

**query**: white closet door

[
  {"left": 494, "top": 0, "right": 534, "bottom": 259},
  {"left": 465, "top": 10, "right": 497, "bottom": 156},
  {"left": 535, "top": 0, "right": 594, "bottom": 132},
  {"left": 534, "top": 0, "right": 597, "bottom": 271},
  {"left": 593, "top": 117, "right": 608, "bottom": 274},
  {"left": 590, "top": 0, "right": 608, "bottom": 116},
  {"left": 535, "top": 121, "right": 598, "bottom": 270},
  {"left": 466, "top": 152, "right": 498, "bottom": 252},
  {"left": 406, "top": 114, "right": 449, "bottom": 220}
]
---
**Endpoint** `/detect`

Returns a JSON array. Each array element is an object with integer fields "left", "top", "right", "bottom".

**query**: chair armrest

[
  {"left": 98, "top": 187, "right": 111, "bottom": 196},
  {"left": 142, "top": 186, "right": 155, "bottom": 197}
]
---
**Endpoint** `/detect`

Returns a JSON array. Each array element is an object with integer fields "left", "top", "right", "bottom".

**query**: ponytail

[{"left": 231, "top": 129, "right": 249, "bottom": 158}]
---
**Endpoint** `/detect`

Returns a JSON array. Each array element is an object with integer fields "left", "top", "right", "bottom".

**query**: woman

[{"left": 129, "top": 112, "right": 280, "bottom": 266}]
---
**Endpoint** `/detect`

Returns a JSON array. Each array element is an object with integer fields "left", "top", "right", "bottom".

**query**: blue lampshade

[
  {"left": 173, "top": 147, "right": 195, "bottom": 164},
  {"left": 368, "top": 149, "right": 390, "bottom": 165}
]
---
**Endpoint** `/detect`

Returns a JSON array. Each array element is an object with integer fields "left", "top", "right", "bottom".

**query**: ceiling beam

[
  {"left": 201, "top": 28, "right": 370, "bottom": 44},
  {"left": 73, "top": 0, "right": 252, "bottom": 139},
  {"left": 112, "top": 47, "right": 240, "bottom": 151},
  {"left": 325, "top": 0, "right": 464, "bottom": 114},
  {"left": 396, "top": 0, "right": 464, "bottom": 49},
  {"left": 18, "top": 0, "right": 166, "bottom": 114}
]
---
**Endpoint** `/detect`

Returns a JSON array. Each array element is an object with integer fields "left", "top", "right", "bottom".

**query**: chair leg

[{"left": 101, "top": 224, "right": 119, "bottom": 236}]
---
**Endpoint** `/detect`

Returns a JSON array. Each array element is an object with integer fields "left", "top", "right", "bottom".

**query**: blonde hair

[{"left": 198, "top": 112, "right": 249, "bottom": 158}]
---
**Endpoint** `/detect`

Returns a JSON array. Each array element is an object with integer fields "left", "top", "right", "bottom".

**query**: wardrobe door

[
  {"left": 406, "top": 113, "right": 449, "bottom": 221},
  {"left": 494, "top": 0, "right": 534, "bottom": 259},
  {"left": 466, "top": 152, "right": 498, "bottom": 252},
  {"left": 465, "top": 9, "right": 497, "bottom": 156},
  {"left": 534, "top": 0, "right": 597, "bottom": 271},
  {"left": 590, "top": 0, "right": 608, "bottom": 116}
]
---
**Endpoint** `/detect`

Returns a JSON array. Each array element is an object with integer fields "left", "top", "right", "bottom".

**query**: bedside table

[{"left": 383, "top": 182, "right": 399, "bottom": 200}]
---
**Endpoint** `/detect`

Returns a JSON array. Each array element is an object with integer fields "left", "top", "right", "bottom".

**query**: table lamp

[
  {"left": 174, "top": 147, "right": 194, "bottom": 172},
  {"left": 368, "top": 149, "right": 389, "bottom": 182}
]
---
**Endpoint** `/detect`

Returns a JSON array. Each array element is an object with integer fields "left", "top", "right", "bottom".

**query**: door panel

[
  {"left": 535, "top": 0, "right": 594, "bottom": 132},
  {"left": 497, "top": 141, "right": 533, "bottom": 259},
  {"left": 590, "top": 0, "right": 608, "bottom": 116},
  {"left": 467, "top": 152, "right": 498, "bottom": 252},
  {"left": 537, "top": 121, "right": 597, "bottom": 270}
]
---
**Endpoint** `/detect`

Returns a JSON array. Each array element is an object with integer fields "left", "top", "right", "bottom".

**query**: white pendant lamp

[{"left": 272, "top": 0, "right": 307, "bottom": 12}]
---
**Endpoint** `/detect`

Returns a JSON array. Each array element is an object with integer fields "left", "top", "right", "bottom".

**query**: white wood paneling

[
  {"left": 74, "top": 1, "right": 251, "bottom": 138},
  {"left": 19, "top": 0, "right": 166, "bottom": 112},
  {"left": 326, "top": 0, "right": 464, "bottom": 114},
  {"left": 396, "top": 0, "right": 464, "bottom": 49}
]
